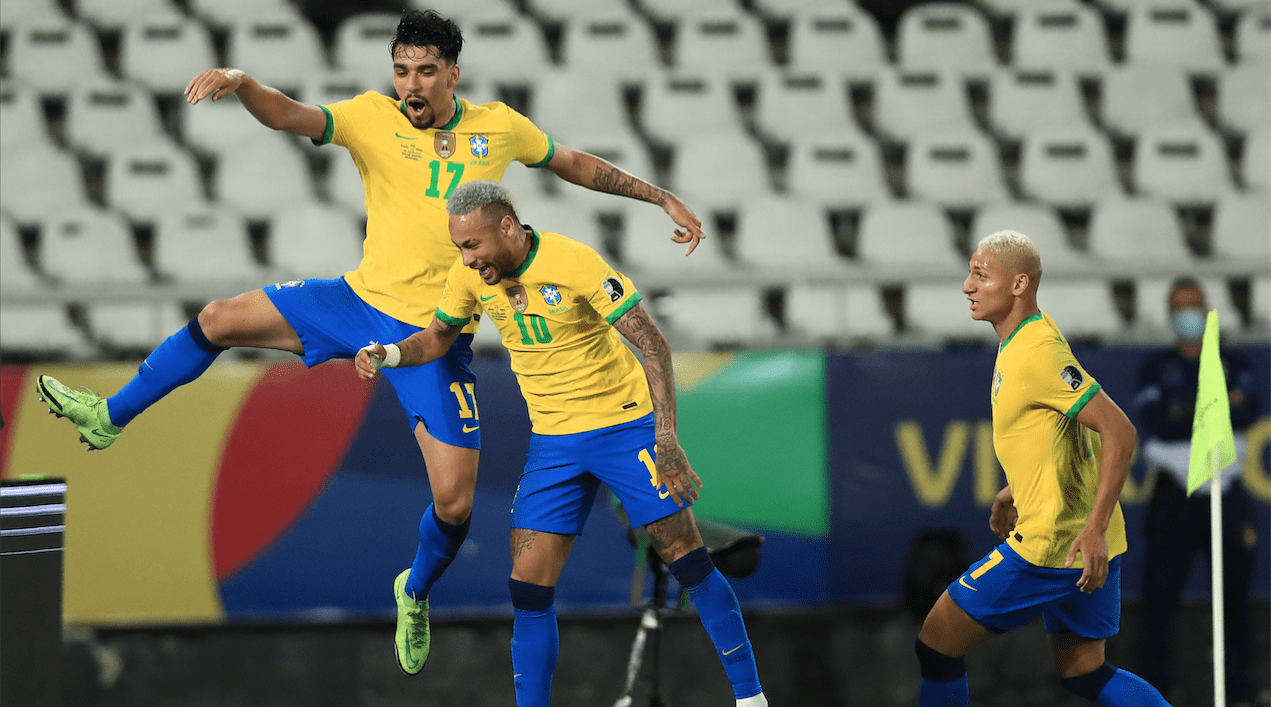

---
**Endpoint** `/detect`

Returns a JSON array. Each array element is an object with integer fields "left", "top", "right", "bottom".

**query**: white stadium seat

[
  {"left": 76, "top": 0, "right": 178, "bottom": 31},
  {"left": 640, "top": 73, "right": 745, "bottom": 145},
  {"left": 1243, "top": 127, "right": 1269, "bottom": 191},
  {"left": 0, "top": 81, "right": 53, "bottom": 149},
  {"left": 152, "top": 207, "right": 263, "bottom": 283},
  {"left": 786, "top": 284, "right": 894, "bottom": 340},
  {"left": 189, "top": 0, "right": 296, "bottom": 29},
  {"left": 514, "top": 196, "right": 607, "bottom": 255},
  {"left": 333, "top": 13, "right": 400, "bottom": 85},
  {"left": 7, "top": 19, "right": 110, "bottom": 96},
  {"left": 896, "top": 3, "right": 997, "bottom": 78},
  {"left": 527, "top": 0, "right": 630, "bottom": 24},
  {"left": 904, "top": 280, "right": 1000, "bottom": 342},
  {"left": 786, "top": 132, "right": 892, "bottom": 209},
  {"left": 1100, "top": 64, "right": 1200, "bottom": 137},
  {"left": 671, "top": 10, "right": 772, "bottom": 84},
  {"left": 40, "top": 208, "right": 150, "bottom": 286},
  {"left": 638, "top": 0, "right": 739, "bottom": 23},
  {"left": 182, "top": 92, "right": 272, "bottom": 155},
  {"left": 457, "top": 14, "right": 551, "bottom": 85},
  {"left": 733, "top": 197, "right": 848, "bottom": 271},
  {"left": 558, "top": 11, "right": 662, "bottom": 84},
  {"left": 0, "top": 145, "right": 90, "bottom": 224},
  {"left": 105, "top": 144, "right": 208, "bottom": 222},
  {"left": 65, "top": 80, "right": 171, "bottom": 157},
  {"left": 1210, "top": 192, "right": 1270, "bottom": 263},
  {"left": 669, "top": 130, "right": 773, "bottom": 212},
  {"left": 653, "top": 287, "right": 777, "bottom": 347},
  {"left": 754, "top": 71, "right": 857, "bottom": 143},
  {"left": 988, "top": 67, "right": 1089, "bottom": 140},
  {"left": 1011, "top": 3, "right": 1112, "bottom": 77},
  {"left": 1037, "top": 280, "right": 1124, "bottom": 338},
  {"left": 857, "top": 201, "right": 962, "bottom": 271},
  {"left": 326, "top": 153, "right": 368, "bottom": 218},
  {"left": 1133, "top": 124, "right": 1233, "bottom": 204},
  {"left": 528, "top": 70, "right": 635, "bottom": 142},
  {"left": 904, "top": 130, "right": 1010, "bottom": 209},
  {"left": 0, "top": 304, "right": 94, "bottom": 357},
  {"left": 970, "top": 202, "right": 1088, "bottom": 270},
  {"left": 619, "top": 205, "right": 730, "bottom": 275},
  {"left": 86, "top": 303, "right": 190, "bottom": 352},
  {"left": 1088, "top": 197, "right": 1194, "bottom": 269},
  {"left": 1124, "top": 2, "right": 1225, "bottom": 74},
  {"left": 1218, "top": 62, "right": 1270, "bottom": 136},
  {"left": 213, "top": 137, "right": 318, "bottom": 221},
  {"left": 1020, "top": 126, "right": 1123, "bottom": 209},
  {"left": 0, "top": 0, "right": 67, "bottom": 33},
  {"left": 268, "top": 200, "right": 366, "bottom": 278},
  {"left": 1235, "top": 5, "right": 1270, "bottom": 64},
  {"left": 226, "top": 11, "right": 328, "bottom": 94},
  {"left": 872, "top": 68, "right": 976, "bottom": 141},
  {"left": 787, "top": 8, "right": 887, "bottom": 84},
  {"left": 1, "top": 213, "right": 42, "bottom": 290},
  {"left": 120, "top": 16, "right": 218, "bottom": 95}
]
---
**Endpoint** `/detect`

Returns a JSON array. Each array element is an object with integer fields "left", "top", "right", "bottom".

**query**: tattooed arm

[
  {"left": 354, "top": 315, "right": 464, "bottom": 380},
  {"left": 545, "top": 143, "right": 707, "bottom": 255},
  {"left": 612, "top": 304, "right": 702, "bottom": 506}
]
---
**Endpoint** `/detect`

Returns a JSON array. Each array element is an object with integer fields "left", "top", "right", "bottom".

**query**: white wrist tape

[{"left": 379, "top": 343, "right": 401, "bottom": 368}]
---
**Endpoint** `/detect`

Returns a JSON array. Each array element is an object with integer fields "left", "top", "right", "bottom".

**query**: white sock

[{"left": 737, "top": 694, "right": 768, "bottom": 707}]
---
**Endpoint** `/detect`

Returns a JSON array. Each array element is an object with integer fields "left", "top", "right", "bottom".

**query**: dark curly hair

[{"left": 390, "top": 9, "right": 463, "bottom": 64}]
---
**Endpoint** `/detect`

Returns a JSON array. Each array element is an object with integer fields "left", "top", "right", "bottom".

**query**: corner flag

[{"left": 1187, "top": 310, "right": 1237, "bottom": 495}]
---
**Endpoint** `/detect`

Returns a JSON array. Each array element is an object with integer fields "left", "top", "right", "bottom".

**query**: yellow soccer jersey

[
  {"left": 991, "top": 313, "right": 1127, "bottom": 568},
  {"left": 317, "top": 92, "right": 554, "bottom": 328},
  {"left": 435, "top": 229, "right": 652, "bottom": 435}
]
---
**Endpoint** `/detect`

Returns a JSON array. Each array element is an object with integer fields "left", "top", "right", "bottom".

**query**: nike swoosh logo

[
  {"left": 395, "top": 132, "right": 417, "bottom": 139},
  {"left": 91, "top": 429, "right": 110, "bottom": 437},
  {"left": 958, "top": 576, "right": 977, "bottom": 591},
  {"left": 463, "top": 425, "right": 479, "bottom": 433},
  {"left": 658, "top": 490, "right": 670, "bottom": 499},
  {"left": 479, "top": 294, "right": 498, "bottom": 301},
  {"left": 722, "top": 644, "right": 743, "bottom": 655}
]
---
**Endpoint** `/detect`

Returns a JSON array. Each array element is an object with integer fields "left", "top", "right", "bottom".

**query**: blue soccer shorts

[
  {"left": 265, "top": 277, "right": 480, "bottom": 449},
  {"left": 510, "top": 413, "right": 686, "bottom": 535},
  {"left": 947, "top": 541, "right": 1122, "bottom": 639}
]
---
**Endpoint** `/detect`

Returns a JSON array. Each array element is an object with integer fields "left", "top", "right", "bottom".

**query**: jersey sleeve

[
  {"left": 570, "top": 243, "right": 641, "bottom": 325},
  {"left": 435, "top": 257, "right": 479, "bottom": 327},
  {"left": 503, "top": 105, "right": 555, "bottom": 168},
  {"left": 314, "top": 91, "right": 378, "bottom": 148},
  {"left": 1027, "top": 339, "right": 1102, "bottom": 419}
]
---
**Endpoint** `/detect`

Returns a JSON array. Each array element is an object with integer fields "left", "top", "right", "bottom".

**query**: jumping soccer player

[
  {"left": 355, "top": 180, "right": 767, "bottom": 707},
  {"left": 913, "top": 231, "right": 1170, "bottom": 706},
  {"left": 35, "top": 9, "right": 706, "bottom": 676}
]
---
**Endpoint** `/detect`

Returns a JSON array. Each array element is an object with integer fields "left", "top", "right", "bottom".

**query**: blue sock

[
  {"left": 404, "top": 504, "right": 470, "bottom": 599},
  {"left": 1061, "top": 662, "right": 1171, "bottom": 706},
  {"left": 106, "top": 317, "right": 226, "bottom": 428},
  {"left": 915, "top": 638, "right": 969, "bottom": 707},
  {"left": 509, "top": 578, "right": 557, "bottom": 707},
  {"left": 669, "top": 547, "right": 763, "bottom": 700}
]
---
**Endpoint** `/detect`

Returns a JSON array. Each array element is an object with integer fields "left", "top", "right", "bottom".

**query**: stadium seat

[
  {"left": 1124, "top": 2, "right": 1225, "bottom": 74},
  {"left": 619, "top": 204, "right": 730, "bottom": 274},
  {"left": 0, "top": 81, "right": 53, "bottom": 150},
  {"left": 786, "top": 131, "right": 892, "bottom": 209},
  {"left": 857, "top": 201, "right": 962, "bottom": 272},
  {"left": 0, "top": 0, "right": 66, "bottom": 33},
  {"left": 326, "top": 153, "right": 368, "bottom": 217},
  {"left": 0, "top": 213, "right": 42, "bottom": 290},
  {"left": 872, "top": 68, "right": 976, "bottom": 142},
  {"left": 1210, "top": 192, "right": 1270, "bottom": 263},
  {"left": 0, "top": 145, "right": 90, "bottom": 224},
  {"left": 979, "top": 0, "right": 1081, "bottom": 17},
  {"left": 7, "top": 19, "right": 110, "bottom": 96},
  {"left": 1132, "top": 124, "right": 1233, "bottom": 204},
  {"left": 1100, "top": 64, "right": 1200, "bottom": 137},
  {"left": 1087, "top": 197, "right": 1193, "bottom": 269},
  {"left": 527, "top": 0, "right": 630, "bottom": 23},
  {"left": 119, "top": 16, "right": 218, "bottom": 95},
  {"left": 732, "top": 197, "right": 848, "bottom": 272},
  {"left": 1235, "top": 5, "right": 1270, "bottom": 64},
  {"left": 0, "top": 304, "right": 93, "bottom": 358},
  {"left": 1218, "top": 62, "right": 1270, "bottom": 136},
  {"left": 653, "top": 287, "right": 777, "bottom": 347},
  {"left": 557, "top": 11, "right": 663, "bottom": 84},
  {"left": 988, "top": 67, "right": 1089, "bottom": 141},
  {"left": 1011, "top": 2, "right": 1113, "bottom": 77},
  {"left": 189, "top": 0, "right": 295, "bottom": 29},
  {"left": 1243, "top": 127, "right": 1269, "bottom": 191},
  {"left": 754, "top": 71, "right": 857, "bottom": 143},
  {"left": 182, "top": 92, "right": 271, "bottom": 155},
  {"left": 904, "top": 130, "right": 1010, "bottom": 209},
  {"left": 405, "top": 0, "right": 519, "bottom": 27},
  {"left": 1019, "top": 126, "right": 1123, "bottom": 208},
  {"left": 454, "top": 76, "right": 497, "bottom": 109},
  {"left": 669, "top": 130, "right": 772, "bottom": 212},
  {"left": 39, "top": 207, "right": 150, "bottom": 286},
  {"left": 640, "top": 73, "right": 745, "bottom": 146},
  {"left": 787, "top": 7, "right": 887, "bottom": 84},
  {"left": 785, "top": 284, "right": 894, "bottom": 339},
  {"left": 904, "top": 280, "right": 999, "bottom": 342},
  {"left": 332, "top": 13, "right": 400, "bottom": 86},
  {"left": 638, "top": 0, "right": 740, "bottom": 23},
  {"left": 543, "top": 132, "right": 656, "bottom": 212},
  {"left": 267, "top": 200, "right": 366, "bottom": 278},
  {"left": 152, "top": 207, "right": 262, "bottom": 283},
  {"left": 226, "top": 11, "right": 327, "bottom": 94},
  {"left": 86, "top": 302, "right": 189, "bottom": 353},
  {"left": 969, "top": 202, "right": 1088, "bottom": 271},
  {"left": 1250, "top": 275, "right": 1270, "bottom": 332},
  {"left": 895, "top": 3, "right": 997, "bottom": 78},
  {"left": 64, "top": 80, "right": 170, "bottom": 157},
  {"left": 513, "top": 197, "right": 607, "bottom": 255},
  {"left": 753, "top": 0, "right": 861, "bottom": 19},
  {"left": 213, "top": 137, "right": 318, "bottom": 221},
  {"left": 299, "top": 72, "right": 378, "bottom": 108},
  {"left": 527, "top": 70, "right": 635, "bottom": 142},
  {"left": 671, "top": 10, "right": 771, "bottom": 84},
  {"left": 1136, "top": 276, "right": 1243, "bottom": 333},
  {"left": 456, "top": 14, "right": 551, "bottom": 85},
  {"left": 76, "top": 0, "right": 178, "bottom": 31},
  {"left": 1037, "top": 280, "right": 1124, "bottom": 338},
  {"left": 105, "top": 144, "right": 207, "bottom": 222}
]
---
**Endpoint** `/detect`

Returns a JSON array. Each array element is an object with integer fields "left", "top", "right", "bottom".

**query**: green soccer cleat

[
  {"left": 393, "top": 569, "right": 430, "bottom": 675},
  {"left": 36, "top": 375, "right": 122, "bottom": 451}
]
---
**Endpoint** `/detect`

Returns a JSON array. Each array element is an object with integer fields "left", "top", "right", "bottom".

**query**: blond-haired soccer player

[
  {"left": 913, "top": 231, "right": 1170, "bottom": 706},
  {"left": 356, "top": 180, "right": 767, "bottom": 707},
  {"left": 35, "top": 9, "right": 707, "bottom": 677}
]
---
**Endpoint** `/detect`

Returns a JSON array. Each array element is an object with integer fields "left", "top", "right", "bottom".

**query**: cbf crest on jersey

[
  {"left": 435, "top": 131, "right": 455, "bottom": 158},
  {"left": 507, "top": 285, "right": 528, "bottom": 312},
  {"left": 470, "top": 134, "right": 489, "bottom": 158},
  {"left": 539, "top": 284, "right": 561, "bottom": 306}
]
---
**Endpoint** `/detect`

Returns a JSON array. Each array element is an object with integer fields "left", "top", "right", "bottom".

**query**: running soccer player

[
  {"left": 35, "top": 9, "right": 706, "bottom": 676},
  {"left": 355, "top": 180, "right": 768, "bottom": 707},
  {"left": 913, "top": 231, "right": 1170, "bottom": 706}
]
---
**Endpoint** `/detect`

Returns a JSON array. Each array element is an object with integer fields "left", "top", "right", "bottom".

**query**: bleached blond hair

[
  {"left": 446, "top": 179, "right": 519, "bottom": 225},
  {"left": 977, "top": 229, "right": 1042, "bottom": 281}
]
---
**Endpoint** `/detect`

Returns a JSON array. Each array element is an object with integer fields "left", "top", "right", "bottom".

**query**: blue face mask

[{"left": 1172, "top": 308, "right": 1205, "bottom": 342}]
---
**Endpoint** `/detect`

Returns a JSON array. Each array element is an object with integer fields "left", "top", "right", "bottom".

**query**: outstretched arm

[
  {"left": 545, "top": 143, "right": 707, "bottom": 255},
  {"left": 185, "top": 69, "right": 327, "bottom": 141},
  {"left": 612, "top": 303, "right": 702, "bottom": 507},
  {"left": 354, "top": 316, "right": 464, "bottom": 380},
  {"left": 1068, "top": 389, "right": 1136, "bottom": 593}
]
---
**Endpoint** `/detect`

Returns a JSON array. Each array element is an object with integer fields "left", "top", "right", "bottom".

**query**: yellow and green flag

[{"left": 1187, "top": 310, "right": 1238, "bottom": 495}]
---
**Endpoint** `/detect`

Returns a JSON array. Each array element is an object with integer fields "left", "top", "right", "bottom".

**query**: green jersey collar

[
  {"left": 507, "top": 229, "right": 540, "bottom": 278},
  {"left": 999, "top": 313, "right": 1043, "bottom": 352},
  {"left": 397, "top": 95, "right": 463, "bottom": 131}
]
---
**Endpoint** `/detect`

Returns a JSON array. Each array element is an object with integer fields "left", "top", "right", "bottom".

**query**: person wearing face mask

[{"left": 1133, "top": 278, "right": 1263, "bottom": 706}]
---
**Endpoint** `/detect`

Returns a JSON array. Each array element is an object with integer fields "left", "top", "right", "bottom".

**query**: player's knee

[
  {"left": 1059, "top": 661, "right": 1116, "bottom": 701},
  {"left": 432, "top": 493, "right": 473, "bottom": 525},
  {"left": 197, "top": 300, "right": 235, "bottom": 347},
  {"left": 914, "top": 638, "right": 966, "bottom": 683},
  {"left": 667, "top": 546, "right": 714, "bottom": 589}
]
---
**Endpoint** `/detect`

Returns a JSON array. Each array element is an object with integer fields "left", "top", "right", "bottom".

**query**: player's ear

[
  {"left": 448, "top": 62, "right": 460, "bottom": 90},
  {"left": 1013, "top": 273, "right": 1029, "bottom": 296}
]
